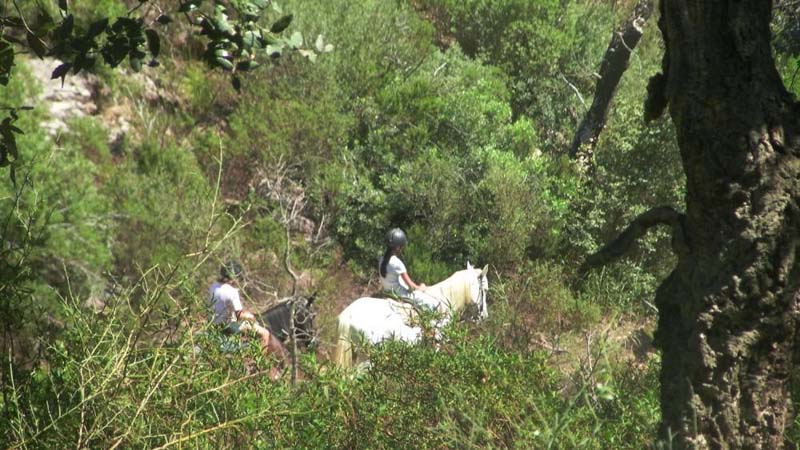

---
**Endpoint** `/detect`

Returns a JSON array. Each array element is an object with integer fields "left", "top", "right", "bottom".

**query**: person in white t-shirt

[
  {"left": 378, "top": 228, "right": 441, "bottom": 310},
  {"left": 209, "top": 261, "right": 284, "bottom": 362}
]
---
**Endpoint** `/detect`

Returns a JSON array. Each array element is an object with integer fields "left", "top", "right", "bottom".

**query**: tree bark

[
  {"left": 569, "top": 0, "right": 654, "bottom": 163},
  {"left": 651, "top": 0, "right": 800, "bottom": 447}
]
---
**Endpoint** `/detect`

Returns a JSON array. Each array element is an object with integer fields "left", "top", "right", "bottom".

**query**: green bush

[
  {"left": 415, "top": 0, "right": 615, "bottom": 153},
  {"left": 2, "top": 282, "right": 660, "bottom": 449}
]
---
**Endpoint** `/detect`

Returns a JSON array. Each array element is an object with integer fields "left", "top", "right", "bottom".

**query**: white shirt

[
  {"left": 379, "top": 255, "right": 411, "bottom": 297},
  {"left": 209, "top": 282, "right": 243, "bottom": 325}
]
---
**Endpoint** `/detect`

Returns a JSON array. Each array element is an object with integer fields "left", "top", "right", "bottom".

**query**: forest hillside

[{"left": 2, "top": 0, "right": 800, "bottom": 448}]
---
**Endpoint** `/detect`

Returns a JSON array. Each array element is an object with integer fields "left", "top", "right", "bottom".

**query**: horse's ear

[
  {"left": 466, "top": 261, "right": 473, "bottom": 270},
  {"left": 481, "top": 265, "right": 488, "bottom": 276}
]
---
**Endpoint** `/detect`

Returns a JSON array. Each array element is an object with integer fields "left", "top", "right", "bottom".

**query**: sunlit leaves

[
  {"left": 189, "top": 2, "right": 324, "bottom": 90},
  {"left": 0, "top": 0, "right": 327, "bottom": 176}
]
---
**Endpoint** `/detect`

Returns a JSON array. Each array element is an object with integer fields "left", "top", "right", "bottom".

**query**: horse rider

[
  {"left": 379, "top": 228, "right": 441, "bottom": 310},
  {"left": 208, "top": 260, "right": 279, "bottom": 360}
]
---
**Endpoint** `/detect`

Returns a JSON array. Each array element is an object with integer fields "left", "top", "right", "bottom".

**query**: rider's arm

[
  {"left": 228, "top": 288, "right": 256, "bottom": 322},
  {"left": 401, "top": 272, "right": 426, "bottom": 291}
]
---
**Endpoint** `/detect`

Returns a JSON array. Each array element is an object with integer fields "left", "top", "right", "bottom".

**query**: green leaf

[
  {"left": 73, "top": 52, "right": 89, "bottom": 74},
  {"left": 236, "top": 60, "right": 260, "bottom": 71},
  {"left": 298, "top": 49, "right": 316, "bottom": 62},
  {"left": 215, "top": 57, "right": 234, "bottom": 70},
  {"left": 88, "top": 18, "right": 109, "bottom": 39},
  {"left": 60, "top": 14, "right": 74, "bottom": 39},
  {"left": 130, "top": 57, "right": 142, "bottom": 72},
  {"left": 145, "top": 29, "right": 160, "bottom": 58},
  {"left": 213, "top": 5, "right": 233, "bottom": 35},
  {"left": 242, "top": 31, "right": 258, "bottom": 51},
  {"left": 51, "top": 62, "right": 71, "bottom": 85},
  {"left": 260, "top": 30, "right": 278, "bottom": 45},
  {"left": 270, "top": 14, "right": 293, "bottom": 33},
  {"left": 287, "top": 31, "right": 302, "bottom": 48},
  {"left": 27, "top": 32, "right": 47, "bottom": 59},
  {"left": 178, "top": 1, "right": 201, "bottom": 13},
  {"left": 265, "top": 44, "right": 282, "bottom": 58}
]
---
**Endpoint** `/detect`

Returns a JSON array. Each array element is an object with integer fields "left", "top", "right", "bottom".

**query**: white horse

[{"left": 333, "top": 264, "right": 488, "bottom": 368}]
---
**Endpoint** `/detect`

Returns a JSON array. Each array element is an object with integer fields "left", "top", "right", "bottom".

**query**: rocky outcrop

[{"left": 25, "top": 57, "right": 179, "bottom": 150}]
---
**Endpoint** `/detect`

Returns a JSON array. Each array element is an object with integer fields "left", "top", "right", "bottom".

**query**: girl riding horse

[{"left": 379, "top": 228, "right": 442, "bottom": 310}]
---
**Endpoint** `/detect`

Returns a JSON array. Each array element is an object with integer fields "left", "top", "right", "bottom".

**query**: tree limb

[
  {"left": 580, "top": 206, "right": 687, "bottom": 275},
  {"left": 570, "top": 0, "right": 654, "bottom": 162}
]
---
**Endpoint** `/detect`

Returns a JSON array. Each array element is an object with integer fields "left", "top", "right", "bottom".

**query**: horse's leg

[
  {"left": 252, "top": 323, "right": 287, "bottom": 379},
  {"left": 266, "top": 333, "right": 287, "bottom": 380}
]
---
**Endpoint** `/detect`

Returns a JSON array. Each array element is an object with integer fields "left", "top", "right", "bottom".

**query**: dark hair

[
  {"left": 379, "top": 246, "right": 393, "bottom": 278},
  {"left": 220, "top": 260, "right": 243, "bottom": 281}
]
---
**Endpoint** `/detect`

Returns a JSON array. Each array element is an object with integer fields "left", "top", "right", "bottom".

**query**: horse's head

[
  {"left": 293, "top": 294, "right": 317, "bottom": 349},
  {"left": 465, "top": 264, "right": 489, "bottom": 321}
]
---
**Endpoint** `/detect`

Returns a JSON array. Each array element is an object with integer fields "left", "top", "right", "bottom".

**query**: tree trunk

[
  {"left": 569, "top": 0, "right": 654, "bottom": 164},
  {"left": 653, "top": 0, "right": 800, "bottom": 447}
]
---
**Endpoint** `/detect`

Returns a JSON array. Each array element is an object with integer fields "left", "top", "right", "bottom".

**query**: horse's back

[
  {"left": 338, "top": 297, "right": 419, "bottom": 344},
  {"left": 339, "top": 296, "right": 412, "bottom": 321}
]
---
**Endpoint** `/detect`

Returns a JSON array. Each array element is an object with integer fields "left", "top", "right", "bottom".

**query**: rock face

[
  {"left": 25, "top": 57, "right": 101, "bottom": 136},
  {"left": 24, "top": 57, "right": 166, "bottom": 149}
]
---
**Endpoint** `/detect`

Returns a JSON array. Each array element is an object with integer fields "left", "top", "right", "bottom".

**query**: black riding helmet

[
  {"left": 385, "top": 228, "right": 408, "bottom": 248},
  {"left": 220, "top": 259, "right": 244, "bottom": 281}
]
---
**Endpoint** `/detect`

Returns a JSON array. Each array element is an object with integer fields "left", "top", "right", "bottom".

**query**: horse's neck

[{"left": 426, "top": 270, "right": 473, "bottom": 310}]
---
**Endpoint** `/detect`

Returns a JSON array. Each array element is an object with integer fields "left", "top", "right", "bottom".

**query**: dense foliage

[{"left": 3, "top": 0, "right": 800, "bottom": 447}]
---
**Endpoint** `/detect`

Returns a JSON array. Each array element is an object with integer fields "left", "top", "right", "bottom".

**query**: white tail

[{"left": 333, "top": 313, "right": 353, "bottom": 368}]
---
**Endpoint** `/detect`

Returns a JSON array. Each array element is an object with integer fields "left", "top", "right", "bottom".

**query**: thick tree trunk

[
  {"left": 652, "top": 0, "right": 800, "bottom": 447},
  {"left": 569, "top": 0, "right": 653, "bottom": 164}
]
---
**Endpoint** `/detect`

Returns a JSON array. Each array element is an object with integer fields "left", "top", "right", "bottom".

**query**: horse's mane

[
  {"left": 424, "top": 269, "right": 477, "bottom": 313},
  {"left": 259, "top": 296, "right": 315, "bottom": 347}
]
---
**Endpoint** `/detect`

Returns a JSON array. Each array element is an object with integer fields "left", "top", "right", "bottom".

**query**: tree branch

[
  {"left": 570, "top": 0, "right": 654, "bottom": 162},
  {"left": 580, "top": 206, "right": 687, "bottom": 275}
]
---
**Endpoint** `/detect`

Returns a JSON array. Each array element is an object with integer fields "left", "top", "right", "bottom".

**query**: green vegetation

[{"left": 2, "top": 0, "right": 800, "bottom": 447}]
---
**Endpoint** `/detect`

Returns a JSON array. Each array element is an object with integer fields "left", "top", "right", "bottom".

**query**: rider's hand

[{"left": 238, "top": 310, "right": 256, "bottom": 322}]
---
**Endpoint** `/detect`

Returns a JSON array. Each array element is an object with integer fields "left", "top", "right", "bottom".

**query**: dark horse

[{"left": 259, "top": 295, "right": 316, "bottom": 350}]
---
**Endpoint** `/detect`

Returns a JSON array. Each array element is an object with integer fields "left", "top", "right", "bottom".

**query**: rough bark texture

[
  {"left": 653, "top": 0, "right": 800, "bottom": 447},
  {"left": 569, "top": 0, "right": 654, "bottom": 163}
]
